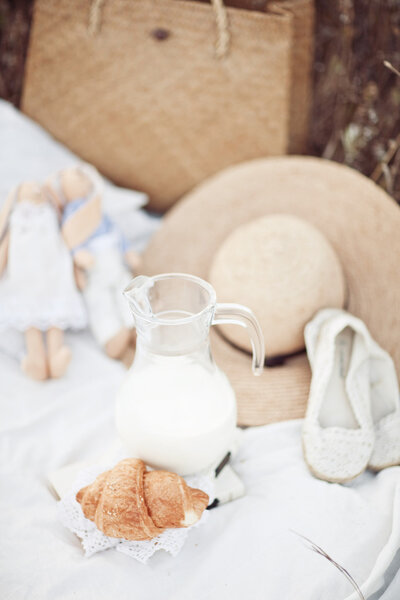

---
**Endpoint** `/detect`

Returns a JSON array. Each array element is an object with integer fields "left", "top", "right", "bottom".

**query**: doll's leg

[
  {"left": 109, "top": 273, "right": 135, "bottom": 364},
  {"left": 88, "top": 289, "right": 131, "bottom": 359},
  {"left": 83, "top": 268, "right": 131, "bottom": 359},
  {"left": 112, "top": 272, "right": 137, "bottom": 365},
  {"left": 47, "top": 327, "right": 72, "bottom": 378},
  {"left": 116, "top": 272, "right": 135, "bottom": 331},
  {"left": 21, "top": 328, "right": 48, "bottom": 380}
]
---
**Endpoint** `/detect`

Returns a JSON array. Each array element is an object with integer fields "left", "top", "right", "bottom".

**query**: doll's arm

[
  {"left": 62, "top": 194, "right": 102, "bottom": 250},
  {"left": 74, "top": 263, "right": 87, "bottom": 291},
  {"left": 0, "top": 231, "right": 10, "bottom": 276},
  {"left": 0, "top": 190, "right": 15, "bottom": 240},
  {"left": 124, "top": 249, "right": 142, "bottom": 273},
  {"left": 74, "top": 248, "right": 95, "bottom": 269}
]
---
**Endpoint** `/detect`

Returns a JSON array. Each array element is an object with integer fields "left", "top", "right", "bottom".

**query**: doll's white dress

[{"left": 0, "top": 201, "right": 87, "bottom": 331}]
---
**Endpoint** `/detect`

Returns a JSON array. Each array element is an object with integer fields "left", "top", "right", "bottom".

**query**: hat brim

[{"left": 142, "top": 157, "right": 400, "bottom": 425}]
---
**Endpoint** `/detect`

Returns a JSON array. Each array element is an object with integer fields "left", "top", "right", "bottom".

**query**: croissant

[{"left": 76, "top": 458, "right": 209, "bottom": 541}]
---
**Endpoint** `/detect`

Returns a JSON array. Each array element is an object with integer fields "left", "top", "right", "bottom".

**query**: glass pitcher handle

[{"left": 212, "top": 303, "right": 265, "bottom": 376}]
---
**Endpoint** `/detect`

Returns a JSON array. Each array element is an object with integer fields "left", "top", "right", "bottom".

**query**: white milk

[{"left": 115, "top": 357, "right": 237, "bottom": 475}]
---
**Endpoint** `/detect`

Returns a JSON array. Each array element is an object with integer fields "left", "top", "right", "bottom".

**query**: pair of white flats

[{"left": 303, "top": 309, "right": 400, "bottom": 483}]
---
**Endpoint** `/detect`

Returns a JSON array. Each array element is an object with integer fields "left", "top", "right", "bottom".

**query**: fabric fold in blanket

[{"left": 0, "top": 330, "right": 399, "bottom": 599}]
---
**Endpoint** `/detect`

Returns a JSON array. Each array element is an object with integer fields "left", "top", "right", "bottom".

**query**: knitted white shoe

[
  {"left": 368, "top": 343, "right": 400, "bottom": 470},
  {"left": 303, "top": 309, "right": 375, "bottom": 483}
]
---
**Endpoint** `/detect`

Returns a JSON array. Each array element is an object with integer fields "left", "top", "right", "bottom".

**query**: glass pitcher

[{"left": 115, "top": 273, "right": 264, "bottom": 476}]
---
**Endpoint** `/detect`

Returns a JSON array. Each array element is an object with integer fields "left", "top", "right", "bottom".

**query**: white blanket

[
  {"left": 1, "top": 102, "right": 400, "bottom": 599},
  {"left": 0, "top": 332, "right": 399, "bottom": 599}
]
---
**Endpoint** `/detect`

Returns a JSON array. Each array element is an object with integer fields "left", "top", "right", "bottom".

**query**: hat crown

[{"left": 209, "top": 214, "right": 346, "bottom": 357}]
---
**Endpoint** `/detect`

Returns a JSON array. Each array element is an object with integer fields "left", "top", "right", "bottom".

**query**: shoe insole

[{"left": 319, "top": 327, "right": 359, "bottom": 429}]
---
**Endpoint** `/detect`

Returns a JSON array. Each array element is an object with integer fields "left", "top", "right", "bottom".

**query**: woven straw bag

[{"left": 22, "top": 0, "right": 314, "bottom": 211}]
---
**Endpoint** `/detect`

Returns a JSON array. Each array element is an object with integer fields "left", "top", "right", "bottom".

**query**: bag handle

[{"left": 88, "top": 0, "right": 230, "bottom": 58}]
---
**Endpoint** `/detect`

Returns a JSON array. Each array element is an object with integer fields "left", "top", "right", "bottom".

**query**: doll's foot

[
  {"left": 48, "top": 345, "right": 72, "bottom": 378},
  {"left": 120, "top": 345, "right": 135, "bottom": 368},
  {"left": 21, "top": 355, "right": 48, "bottom": 381},
  {"left": 105, "top": 328, "right": 131, "bottom": 359}
]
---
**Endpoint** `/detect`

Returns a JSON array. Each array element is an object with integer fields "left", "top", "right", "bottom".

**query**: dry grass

[
  {"left": 0, "top": 0, "right": 400, "bottom": 200},
  {"left": 293, "top": 531, "right": 365, "bottom": 599},
  {"left": 311, "top": 0, "right": 400, "bottom": 200},
  {"left": 0, "top": 0, "right": 32, "bottom": 105}
]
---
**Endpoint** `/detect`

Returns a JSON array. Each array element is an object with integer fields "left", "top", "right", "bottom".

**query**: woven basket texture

[{"left": 22, "top": 0, "right": 314, "bottom": 211}]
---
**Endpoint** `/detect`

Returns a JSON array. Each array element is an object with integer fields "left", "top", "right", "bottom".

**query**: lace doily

[{"left": 58, "top": 465, "right": 215, "bottom": 563}]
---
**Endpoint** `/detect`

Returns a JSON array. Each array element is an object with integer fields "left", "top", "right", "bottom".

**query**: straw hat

[{"left": 142, "top": 157, "right": 400, "bottom": 426}]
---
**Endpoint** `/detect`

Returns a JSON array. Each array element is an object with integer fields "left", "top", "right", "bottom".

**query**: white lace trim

[
  {"left": 58, "top": 465, "right": 214, "bottom": 563},
  {"left": 0, "top": 299, "right": 87, "bottom": 331}
]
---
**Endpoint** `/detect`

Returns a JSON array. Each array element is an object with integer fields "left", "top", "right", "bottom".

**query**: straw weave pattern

[
  {"left": 22, "top": 0, "right": 313, "bottom": 211},
  {"left": 142, "top": 157, "right": 400, "bottom": 425}
]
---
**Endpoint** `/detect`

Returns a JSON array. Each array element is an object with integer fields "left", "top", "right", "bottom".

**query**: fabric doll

[
  {"left": 45, "top": 164, "right": 139, "bottom": 366},
  {"left": 0, "top": 182, "right": 86, "bottom": 380}
]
